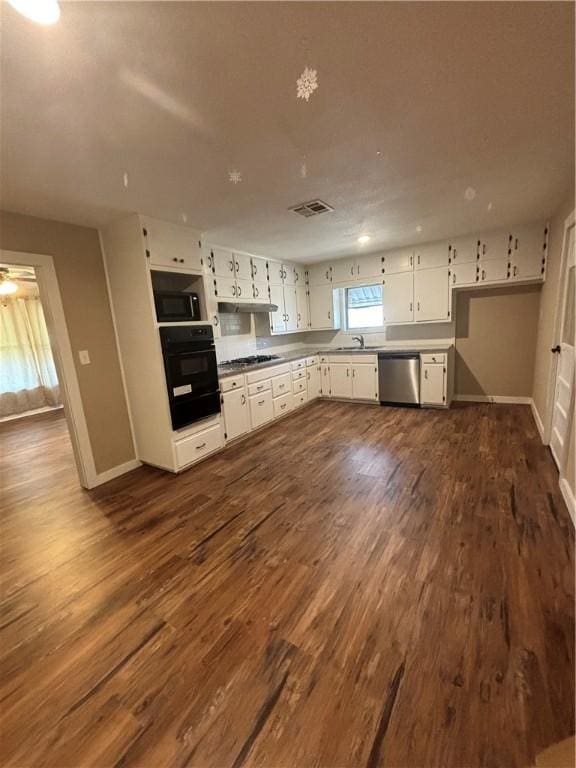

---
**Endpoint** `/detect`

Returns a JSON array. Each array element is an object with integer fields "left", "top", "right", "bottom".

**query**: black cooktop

[{"left": 220, "top": 354, "right": 281, "bottom": 367}]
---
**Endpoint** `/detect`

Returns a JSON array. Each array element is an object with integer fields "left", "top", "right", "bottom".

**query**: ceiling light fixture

[
  {"left": 358, "top": 235, "right": 371, "bottom": 244},
  {"left": 8, "top": 0, "right": 60, "bottom": 25}
]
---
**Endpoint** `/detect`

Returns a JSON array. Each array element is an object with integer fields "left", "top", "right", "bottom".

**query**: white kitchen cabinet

[
  {"left": 420, "top": 363, "right": 446, "bottom": 406},
  {"left": 251, "top": 282, "right": 267, "bottom": 301},
  {"left": 174, "top": 423, "right": 223, "bottom": 469},
  {"left": 296, "top": 285, "right": 310, "bottom": 330},
  {"left": 143, "top": 216, "right": 203, "bottom": 271},
  {"left": 333, "top": 259, "right": 357, "bottom": 284},
  {"left": 211, "top": 247, "right": 236, "bottom": 278},
  {"left": 382, "top": 272, "right": 414, "bottom": 324},
  {"left": 293, "top": 264, "right": 307, "bottom": 285},
  {"left": 213, "top": 275, "right": 237, "bottom": 300},
  {"left": 284, "top": 286, "right": 298, "bottom": 331},
  {"left": 357, "top": 252, "right": 384, "bottom": 281},
  {"left": 479, "top": 259, "right": 509, "bottom": 284},
  {"left": 381, "top": 248, "right": 413, "bottom": 274},
  {"left": 268, "top": 261, "right": 285, "bottom": 285},
  {"left": 234, "top": 278, "right": 253, "bottom": 301},
  {"left": 269, "top": 283, "right": 287, "bottom": 333},
  {"left": 274, "top": 393, "right": 293, "bottom": 418},
  {"left": 509, "top": 223, "right": 545, "bottom": 280},
  {"left": 271, "top": 372, "right": 292, "bottom": 398},
  {"left": 478, "top": 230, "right": 510, "bottom": 261},
  {"left": 282, "top": 262, "right": 296, "bottom": 286},
  {"left": 306, "top": 362, "right": 321, "bottom": 399},
  {"left": 320, "top": 364, "right": 330, "bottom": 395},
  {"left": 414, "top": 241, "right": 450, "bottom": 270},
  {"left": 251, "top": 256, "right": 269, "bottom": 285},
  {"left": 352, "top": 363, "right": 378, "bottom": 401},
  {"left": 233, "top": 252, "right": 253, "bottom": 282},
  {"left": 308, "top": 263, "right": 332, "bottom": 286},
  {"left": 450, "top": 236, "right": 478, "bottom": 264},
  {"left": 249, "top": 391, "right": 274, "bottom": 429},
  {"left": 414, "top": 267, "right": 450, "bottom": 322},
  {"left": 450, "top": 262, "right": 479, "bottom": 287},
  {"left": 222, "top": 388, "right": 250, "bottom": 442},
  {"left": 309, "top": 284, "right": 337, "bottom": 330},
  {"left": 330, "top": 363, "right": 353, "bottom": 398},
  {"left": 294, "top": 391, "right": 308, "bottom": 408}
]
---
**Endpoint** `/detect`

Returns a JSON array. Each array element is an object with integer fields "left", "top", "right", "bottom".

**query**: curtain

[{"left": 0, "top": 296, "right": 61, "bottom": 417}]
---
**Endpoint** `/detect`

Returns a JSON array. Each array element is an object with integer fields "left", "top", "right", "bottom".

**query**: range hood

[{"left": 217, "top": 300, "right": 278, "bottom": 314}]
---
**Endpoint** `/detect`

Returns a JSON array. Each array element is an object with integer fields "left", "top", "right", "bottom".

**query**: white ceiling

[{"left": 1, "top": 1, "right": 574, "bottom": 262}]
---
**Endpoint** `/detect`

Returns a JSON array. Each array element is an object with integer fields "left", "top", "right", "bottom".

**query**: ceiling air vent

[{"left": 289, "top": 200, "right": 334, "bottom": 218}]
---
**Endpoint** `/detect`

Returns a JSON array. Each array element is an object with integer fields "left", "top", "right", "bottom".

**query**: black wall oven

[
  {"left": 159, "top": 325, "right": 220, "bottom": 430},
  {"left": 154, "top": 290, "right": 200, "bottom": 323}
]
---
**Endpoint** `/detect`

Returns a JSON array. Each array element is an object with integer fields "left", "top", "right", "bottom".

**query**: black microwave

[{"left": 154, "top": 291, "right": 201, "bottom": 322}]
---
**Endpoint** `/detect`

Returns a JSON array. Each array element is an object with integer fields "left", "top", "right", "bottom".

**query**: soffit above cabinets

[{"left": 1, "top": 2, "right": 574, "bottom": 262}]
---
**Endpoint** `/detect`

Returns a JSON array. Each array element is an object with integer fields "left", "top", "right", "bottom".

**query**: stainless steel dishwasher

[{"left": 378, "top": 352, "right": 420, "bottom": 406}]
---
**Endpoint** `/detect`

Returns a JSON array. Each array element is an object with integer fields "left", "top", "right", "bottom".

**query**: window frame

[{"left": 343, "top": 283, "right": 385, "bottom": 332}]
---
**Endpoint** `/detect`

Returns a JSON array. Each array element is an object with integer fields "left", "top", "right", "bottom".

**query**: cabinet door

[
  {"left": 450, "top": 236, "right": 478, "bottom": 264},
  {"left": 352, "top": 364, "right": 378, "bottom": 401},
  {"left": 308, "top": 263, "right": 333, "bottom": 285},
  {"left": 415, "top": 241, "right": 450, "bottom": 270},
  {"left": 252, "top": 282, "right": 267, "bottom": 301},
  {"left": 249, "top": 391, "right": 274, "bottom": 428},
  {"left": 309, "top": 285, "right": 334, "bottom": 329},
  {"left": 330, "top": 364, "right": 353, "bottom": 398},
  {"left": 510, "top": 223, "right": 545, "bottom": 280},
  {"left": 296, "top": 285, "right": 310, "bottom": 330},
  {"left": 233, "top": 252, "right": 253, "bottom": 282},
  {"left": 222, "top": 389, "right": 250, "bottom": 441},
  {"left": 234, "top": 278, "right": 253, "bottom": 301},
  {"left": 414, "top": 267, "right": 450, "bottom": 322},
  {"left": 214, "top": 276, "right": 237, "bottom": 300},
  {"left": 251, "top": 256, "right": 269, "bottom": 284},
  {"left": 268, "top": 261, "right": 285, "bottom": 286},
  {"left": 144, "top": 217, "right": 202, "bottom": 270},
  {"left": 451, "top": 263, "right": 479, "bottom": 287},
  {"left": 211, "top": 248, "right": 236, "bottom": 278},
  {"left": 332, "top": 259, "right": 357, "bottom": 283},
  {"left": 421, "top": 363, "right": 445, "bottom": 406},
  {"left": 269, "top": 283, "right": 286, "bottom": 333},
  {"left": 306, "top": 364, "right": 321, "bottom": 399},
  {"left": 284, "top": 286, "right": 298, "bottom": 331},
  {"left": 479, "top": 231, "right": 509, "bottom": 261},
  {"left": 382, "top": 248, "right": 413, "bottom": 274},
  {"left": 282, "top": 262, "right": 296, "bottom": 286},
  {"left": 383, "top": 272, "right": 414, "bottom": 324},
  {"left": 479, "top": 259, "right": 509, "bottom": 284},
  {"left": 357, "top": 253, "right": 384, "bottom": 281},
  {"left": 293, "top": 264, "right": 307, "bottom": 285},
  {"left": 320, "top": 364, "right": 330, "bottom": 395}
]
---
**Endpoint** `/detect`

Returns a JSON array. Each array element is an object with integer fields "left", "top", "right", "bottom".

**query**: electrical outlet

[{"left": 78, "top": 350, "right": 90, "bottom": 365}]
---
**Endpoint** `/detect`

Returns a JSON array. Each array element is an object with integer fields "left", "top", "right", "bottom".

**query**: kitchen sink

[{"left": 332, "top": 345, "right": 382, "bottom": 351}]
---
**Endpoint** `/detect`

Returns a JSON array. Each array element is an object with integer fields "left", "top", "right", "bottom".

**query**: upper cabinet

[
  {"left": 308, "top": 263, "right": 333, "bottom": 286},
  {"left": 332, "top": 259, "right": 357, "bottom": 284},
  {"left": 414, "top": 241, "right": 450, "bottom": 270},
  {"left": 251, "top": 256, "right": 269, "bottom": 285},
  {"left": 142, "top": 216, "right": 203, "bottom": 271},
  {"left": 414, "top": 267, "right": 450, "bottom": 322},
  {"left": 509, "top": 223, "right": 546, "bottom": 280},
  {"left": 477, "top": 230, "right": 509, "bottom": 261},
  {"left": 357, "top": 252, "right": 383, "bottom": 281},
  {"left": 381, "top": 248, "right": 413, "bottom": 274},
  {"left": 449, "top": 236, "right": 478, "bottom": 264},
  {"left": 293, "top": 264, "right": 307, "bottom": 285}
]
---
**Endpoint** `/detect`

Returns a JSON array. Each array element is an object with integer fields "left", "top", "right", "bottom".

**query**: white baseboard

[
  {"left": 454, "top": 394, "right": 532, "bottom": 405},
  {"left": 530, "top": 399, "right": 547, "bottom": 444},
  {"left": 91, "top": 458, "right": 141, "bottom": 487},
  {"left": 560, "top": 478, "right": 576, "bottom": 526}
]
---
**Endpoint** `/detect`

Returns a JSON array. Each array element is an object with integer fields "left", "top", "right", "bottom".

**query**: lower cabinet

[
  {"left": 420, "top": 362, "right": 446, "bottom": 406},
  {"left": 351, "top": 363, "right": 378, "bottom": 401},
  {"left": 330, "top": 363, "right": 353, "bottom": 398},
  {"left": 249, "top": 390, "right": 274, "bottom": 429},
  {"left": 306, "top": 362, "right": 321, "bottom": 399},
  {"left": 174, "top": 424, "right": 224, "bottom": 469},
  {"left": 222, "top": 388, "right": 250, "bottom": 441},
  {"left": 320, "top": 364, "right": 330, "bottom": 395},
  {"left": 273, "top": 392, "right": 293, "bottom": 418}
]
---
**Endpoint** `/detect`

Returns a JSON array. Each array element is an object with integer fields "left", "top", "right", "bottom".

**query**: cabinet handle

[
  {"left": 417, "top": 302, "right": 420, "bottom": 311},
  {"left": 280, "top": 403, "right": 286, "bottom": 410},
  {"left": 229, "top": 260, "right": 234, "bottom": 272},
  {"left": 258, "top": 399, "right": 265, "bottom": 406},
  {"left": 196, "top": 442, "right": 206, "bottom": 450},
  {"left": 328, "top": 311, "right": 331, "bottom": 320},
  {"left": 347, "top": 368, "right": 350, "bottom": 377},
  {"left": 213, "top": 315, "right": 219, "bottom": 326},
  {"left": 172, "top": 257, "right": 178, "bottom": 262},
  {"left": 325, "top": 270, "right": 330, "bottom": 280},
  {"left": 237, "top": 285, "right": 242, "bottom": 296},
  {"left": 515, "top": 238, "right": 519, "bottom": 250},
  {"left": 482, "top": 244, "right": 486, "bottom": 256},
  {"left": 254, "top": 286, "right": 259, "bottom": 298},
  {"left": 279, "top": 383, "right": 285, "bottom": 389},
  {"left": 232, "top": 284, "right": 237, "bottom": 296},
  {"left": 256, "top": 384, "right": 264, "bottom": 390},
  {"left": 307, "top": 371, "right": 310, "bottom": 380},
  {"left": 298, "top": 313, "right": 301, "bottom": 321},
  {"left": 482, "top": 269, "right": 486, "bottom": 281},
  {"left": 241, "top": 394, "right": 246, "bottom": 404},
  {"left": 252, "top": 263, "right": 257, "bottom": 277},
  {"left": 350, "top": 266, "right": 354, "bottom": 275},
  {"left": 410, "top": 302, "right": 413, "bottom": 312},
  {"left": 180, "top": 259, "right": 185, "bottom": 264},
  {"left": 410, "top": 254, "right": 413, "bottom": 267},
  {"left": 424, "top": 370, "right": 428, "bottom": 380},
  {"left": 235, "top": 260, "right": 240, "bottom": 272},
  {"left": 452, "top": 273, "right": 456, "bottom": 284},
  {"left": 417, "top": 254, "right": 420, "bottom": 265},
  {"left": 513, "top": 265, "right": 518, "bottom": 277},
  {"left": 352, "top": 369, "right": 355, "bottom": 378},
  {"left": 206, "top": 254, "right": 212, "bottom": 268}
]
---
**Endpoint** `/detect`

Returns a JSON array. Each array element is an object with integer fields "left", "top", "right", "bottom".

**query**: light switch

[{"left": 78, "top": 350, "right": 91, "bottom": 365}]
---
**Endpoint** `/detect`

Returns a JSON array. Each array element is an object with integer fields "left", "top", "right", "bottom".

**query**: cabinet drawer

[
  {"left": 247, "top": 379, "right": 271, "bottom": 396},
  {"left": 328, "top": 354, "right": 351, "bottom": 364},
  {"left": 272, "top": 373, "right": 292, "bottom": 398},
  {"left": 273, "top": 392, "right": 293, "bottom": 418},
  {"left": 220, "top": 374, "right": 245, "bottom": 392},
  {"left": 246, "top": 363, "right": 290, "bottom": 384},
  {"left": 352, "top": 354, "right": 377, "bottom": 365},
  {"left": 292, "top": 369, "right": 306, "bottom": 381},
  {"left": 291, "top": 358, "right": 306, "bottom": 371},
  {"left": 305, "top": 356, "right": 317, "bottom": 367},
  {"left": 319, "top": 354, "right": 330, "bottom": 364},
  {"left": 174, "top": 425, "right": 223, "bottom": 469},
  {"left": 420, "top": 352, "right": 446, "bottom": 365},
  {"left": 294, "top": 391, "right": 308, "bottom": 408},
  {"left": 293, "top": 378, "right": 306, "bottom": 394},
  {"left": 249, "top": 391, "right": 274, "bottom": 429}
]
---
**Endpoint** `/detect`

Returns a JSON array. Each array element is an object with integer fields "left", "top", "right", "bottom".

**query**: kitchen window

[{"left": 346, "top": 284, "right": 383, "bottom": 329}]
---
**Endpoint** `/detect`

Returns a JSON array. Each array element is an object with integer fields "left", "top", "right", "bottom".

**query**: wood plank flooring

[{"left": 0, "top": 402, "right": 574, "bottom": 767}]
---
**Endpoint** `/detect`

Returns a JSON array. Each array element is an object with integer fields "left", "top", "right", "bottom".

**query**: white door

[
  {"left": 284, "top": 286, "right": 298, "bottom": 331},
  {"left": 251, "top": 256, "right": 269, "bottom": 285},
  {"left": 382, "top": 248, "right": 413, "bottom": 274},
  {"left": 382, "top": 272, "right": 413, "bottom": 323},
  {"left": 330, "top": 363, "right": 353, "bottom": 398},
  {"left": 211, "top": 247, "right": 236, "bottom": 278},
  {"left": 421, "top": 363, "right": 446, "bottom": 406},
  {"left": 222, "top": 389, "right": 250, "bottom": 441},
  {"left": 308, "top": 263, "right": 333, "bottom": 286},
  {"left": 450, "top": 236, "right": 478, "bottom": 264},
  {"left": 509, "top": 223, "right": 545, "bottom": 280},
  {"left": 282, "top": 262, "right": 296, "bottom": 286},
  {"left": 296, "top": 285, "right": 309, "bottom": 330},
  {"left": 269, "top": 283, "right": 286, "bottom": 333},
  {"left": 332, "top": 259, "right": 357, "bottom": 283},
  {"left": 414, "top": 267, "right": 450, "bottom": 322},
  {"left": 479, "top": 259, "right": 509, "bottom": 284},
  {"left": 307, "top": 364, "right": 321, "bottom": 399},
  {"left": 414, "top": 241, "right": 449, "bottom": 270},
  {"left": 352, "top": 364, "right": 377, "bottom": 400},
  {"left": 309, "top": 285, "right": 334, "bottom": 329},
  {"left": 320, "top": 364, "right": 330, "bottom": 396},
  {"left": 550, "top": 223, "right": 575, "bottom": 469},
  {"left": 144, "top": 217, "right": 202, "bottom": 270},
  {"left": 357, "top": 252, "right": 384, "bottom": 281},
  {"left": 293, "top": 264, "right": 307, "bottom": 285},
  {"left": 233, "top": 252, "right": 253, "bottom": 282},
  {"left": 214, "top": 275, "right": 237, "bottom": 300},
  {"left": 451, "top": 262, "right": 479, "bottom": 287}
]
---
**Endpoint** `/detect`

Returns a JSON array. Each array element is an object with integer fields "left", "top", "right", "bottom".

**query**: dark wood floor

[{"left": 0, "top": 402, "right": 574, "bottom": 768}]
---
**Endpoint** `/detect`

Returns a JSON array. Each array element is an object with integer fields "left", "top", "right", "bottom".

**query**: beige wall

[
  {"left": 455, "top": 285, "right": 541, "bottom": 398},
  {"left": 0, "top": 210, "right": 135, "bottom": 474}
]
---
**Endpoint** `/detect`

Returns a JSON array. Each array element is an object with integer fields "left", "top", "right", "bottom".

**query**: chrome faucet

[{"left": 352, "top": 335, "right": 365, "bottom": 349}]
